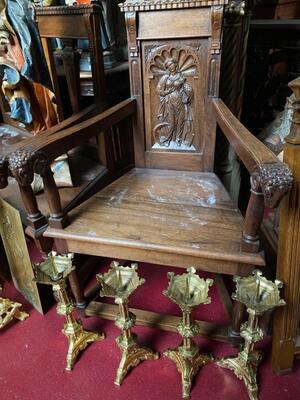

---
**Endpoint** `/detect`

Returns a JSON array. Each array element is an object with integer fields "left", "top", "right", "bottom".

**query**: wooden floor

[{"left": 46, "top": 169, "right": 265, "bottom": 273}]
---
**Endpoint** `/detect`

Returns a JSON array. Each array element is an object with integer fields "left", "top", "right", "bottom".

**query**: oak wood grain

[
  {"left": 45, "top": 168, "right": 264, "bottom": 269},
  {"left": 212, "top": 98, "right": 278, "bottom": 172}
]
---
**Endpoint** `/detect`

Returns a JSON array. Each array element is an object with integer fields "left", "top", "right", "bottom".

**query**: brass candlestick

[
  {"left": 0, "top": 284, "right": 29, "bottom": 329},
  {"left": 97, "top": 261, "right": 159, "bottom": 385},
  {"left": 33, "top": 251, "right": 104, "bottom": 371},
  {"left": 217, "top": 270, "right": 286, "bottom": 400},
  {"left": 163, "top": 267, "right": 214, "bottom": 399}
]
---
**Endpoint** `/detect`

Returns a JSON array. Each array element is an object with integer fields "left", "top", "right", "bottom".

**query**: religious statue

[
  {"left": 153, "top": 58, "right": 195, "bottom": 149},
  {"left": 0, "top": 0, "right": 57, "bottom": 133}
]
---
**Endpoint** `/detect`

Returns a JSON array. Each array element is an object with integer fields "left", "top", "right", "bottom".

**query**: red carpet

[{"left": 1, "top": 250, "right": 300, "bottom": 400}]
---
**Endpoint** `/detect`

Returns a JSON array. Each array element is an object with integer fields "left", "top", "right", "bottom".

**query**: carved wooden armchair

[{"left": 5, "top": 0, "right": 293, "bottom": 338}]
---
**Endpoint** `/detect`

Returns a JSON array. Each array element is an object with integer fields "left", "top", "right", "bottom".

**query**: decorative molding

[
  {"left": 208, "top": 57, "right": 218, "bottom": 96},
  {"left": 125, "top": 12, "right": 139, "bottom": 58},
  {"left": 120, "top": 0, "right": 228, "bottom": 12},
  {"left": 35, "top": 3, "right": 103, "bottom": 16},
  {"left": 211, "top": 5, "right": 224, "bottom": 54},
  {"left": 147, "top": 44, "right": 199, "bottom": 74},
  {"left": 251, "top": 163, "right": 293, "bottom": 208},
  {"left": 0, "top": 157, "right": 8, "bottom": 189}
]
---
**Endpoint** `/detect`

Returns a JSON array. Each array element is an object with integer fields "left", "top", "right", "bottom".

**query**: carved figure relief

[{"left": 148, "top": 46, "right": 199, "bottom": 150}]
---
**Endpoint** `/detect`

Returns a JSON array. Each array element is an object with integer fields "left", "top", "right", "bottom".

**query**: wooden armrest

[
  {"left": 213, "top": 98, "right": 278, "bottom": 170},
  {"left": 213, "top": 98, "right": 293, "bottom": 208},
  {"left": 0, "top": 104, "right": 100, "bottom": 189},
  {"left": 3, "top": 98, "right": 135, "bottom": 232},
  {"left": 21, "top": 98, "right": 136, "bottom": 161},
  {"left": 1, "top": 105, "right": 97, "bottom": 156},
  {"left": 4, "top": 98, "right": 135, "bottom": 191}
]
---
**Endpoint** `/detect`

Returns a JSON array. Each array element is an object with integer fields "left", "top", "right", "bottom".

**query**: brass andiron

[
  {"left": 163, "top": 267, "right": 214, "bottom": 399},
  {"left": 0, "top": 284, "right": 29, "bottom": 329},
  {"left": 97, "top": 261, "right": 159, "bottom": 385},
  {"left": 217, "top": 270, "right": 286, "bottom": 400},
  {"left": 33, "top": 251, "right": 104, "bottom": 371}
]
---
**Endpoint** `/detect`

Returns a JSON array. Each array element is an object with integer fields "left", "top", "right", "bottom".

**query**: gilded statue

[{"left": 153, "top": 57, "right": 195, "bottom": 149}]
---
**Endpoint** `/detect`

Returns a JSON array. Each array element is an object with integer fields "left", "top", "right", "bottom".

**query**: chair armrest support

[
  {"left": 5, "top": 98, "right": 135, "bottom": 187},
  {"left": 24, "top": 98, "right": 136, "bottom": 161},
  {"left": 0, "top": 104, "right": 98, "bottom": 189},
  {"left": 213, "top": 98, "right": 293, "bottom": 254},
  {"left": 6, "top": 98, "right": 136, "bottom": 231},
  {"left": 213, "top": 98, "right": 293, "bottom": 208}
]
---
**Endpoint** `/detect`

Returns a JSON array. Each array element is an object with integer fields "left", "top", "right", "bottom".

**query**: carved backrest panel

[
  {"left": 121, "top": 1, "right": 226, "bottom": 171},
  {"left": 143, "top": 42, "right": 206, "bottom": 151}
]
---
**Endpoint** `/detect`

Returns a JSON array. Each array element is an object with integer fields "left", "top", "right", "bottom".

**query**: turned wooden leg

[
  {"left": 230, "top": 301, "right": 245, "bottom": 337},
  {"left": 68, "top": 269, "right": 86, "bottom": 314}
]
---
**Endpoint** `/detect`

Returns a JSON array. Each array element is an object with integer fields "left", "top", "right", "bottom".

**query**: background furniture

[
  {"left": 36, "top": 2, "right": 106, "bottom": 120},
  {"left": 272, "top": 77, "right": 300, "bottom": 374},
  {"left": 6, "top": 0, "right": 293, "bottom": 341},
  {"left": 36, "top": 2, "right": 130, "bottom": 119}
]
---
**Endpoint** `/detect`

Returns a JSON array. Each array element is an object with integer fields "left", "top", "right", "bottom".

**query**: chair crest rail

[{"left": 119, "top": 0, "right": 229, "bottom": 12}]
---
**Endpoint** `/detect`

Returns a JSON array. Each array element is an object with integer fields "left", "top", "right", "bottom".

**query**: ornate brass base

[
  {"left": 217, "top": 351, "right": 262, "bottom": 400},
  {"left": 97, "top": 262, "right": 159, "bottom": 385},
  {"left": 64, "top": 319, "right": 105, "bottom": 372},
  {"left": 115, "top": 332, "right": 159, "bottom": 385},
  {"left": 0, "top": 297, "right": 29, "bottom": 329},
  {"left": 164, "top": 343, "right": 213, "bottom": 399},
  {"left": 33, "top": 253, "right": 105, "bottom": 372}
]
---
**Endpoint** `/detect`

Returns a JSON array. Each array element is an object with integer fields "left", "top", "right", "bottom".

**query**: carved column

[
  {"left": 59, "top": 39, "right": 81, "bottom": 114},
  {"left": 272, "top": 77, "right": 300, "bottom": 373},
  {"left": 243, "top": 163, "right": 293, "bottom": 251},
  {"left": 33, "top": 152, "right": 69, "bottom": 230},
  {"left": 8, "top": 150, "right": 48, "bottom": 238},
  {"left": 84, "top": 3, "right": 106, "bottom": 108},
  {"left": 8, "top": 149, "right": 68, "bottom": 252},
  {"left": 123, "top": 11, "right": 145, "bottom": 167}
]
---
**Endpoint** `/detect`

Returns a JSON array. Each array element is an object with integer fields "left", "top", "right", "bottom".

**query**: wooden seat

[{"left": 46, "top": 168, "right": 264, "bottom": 273}]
